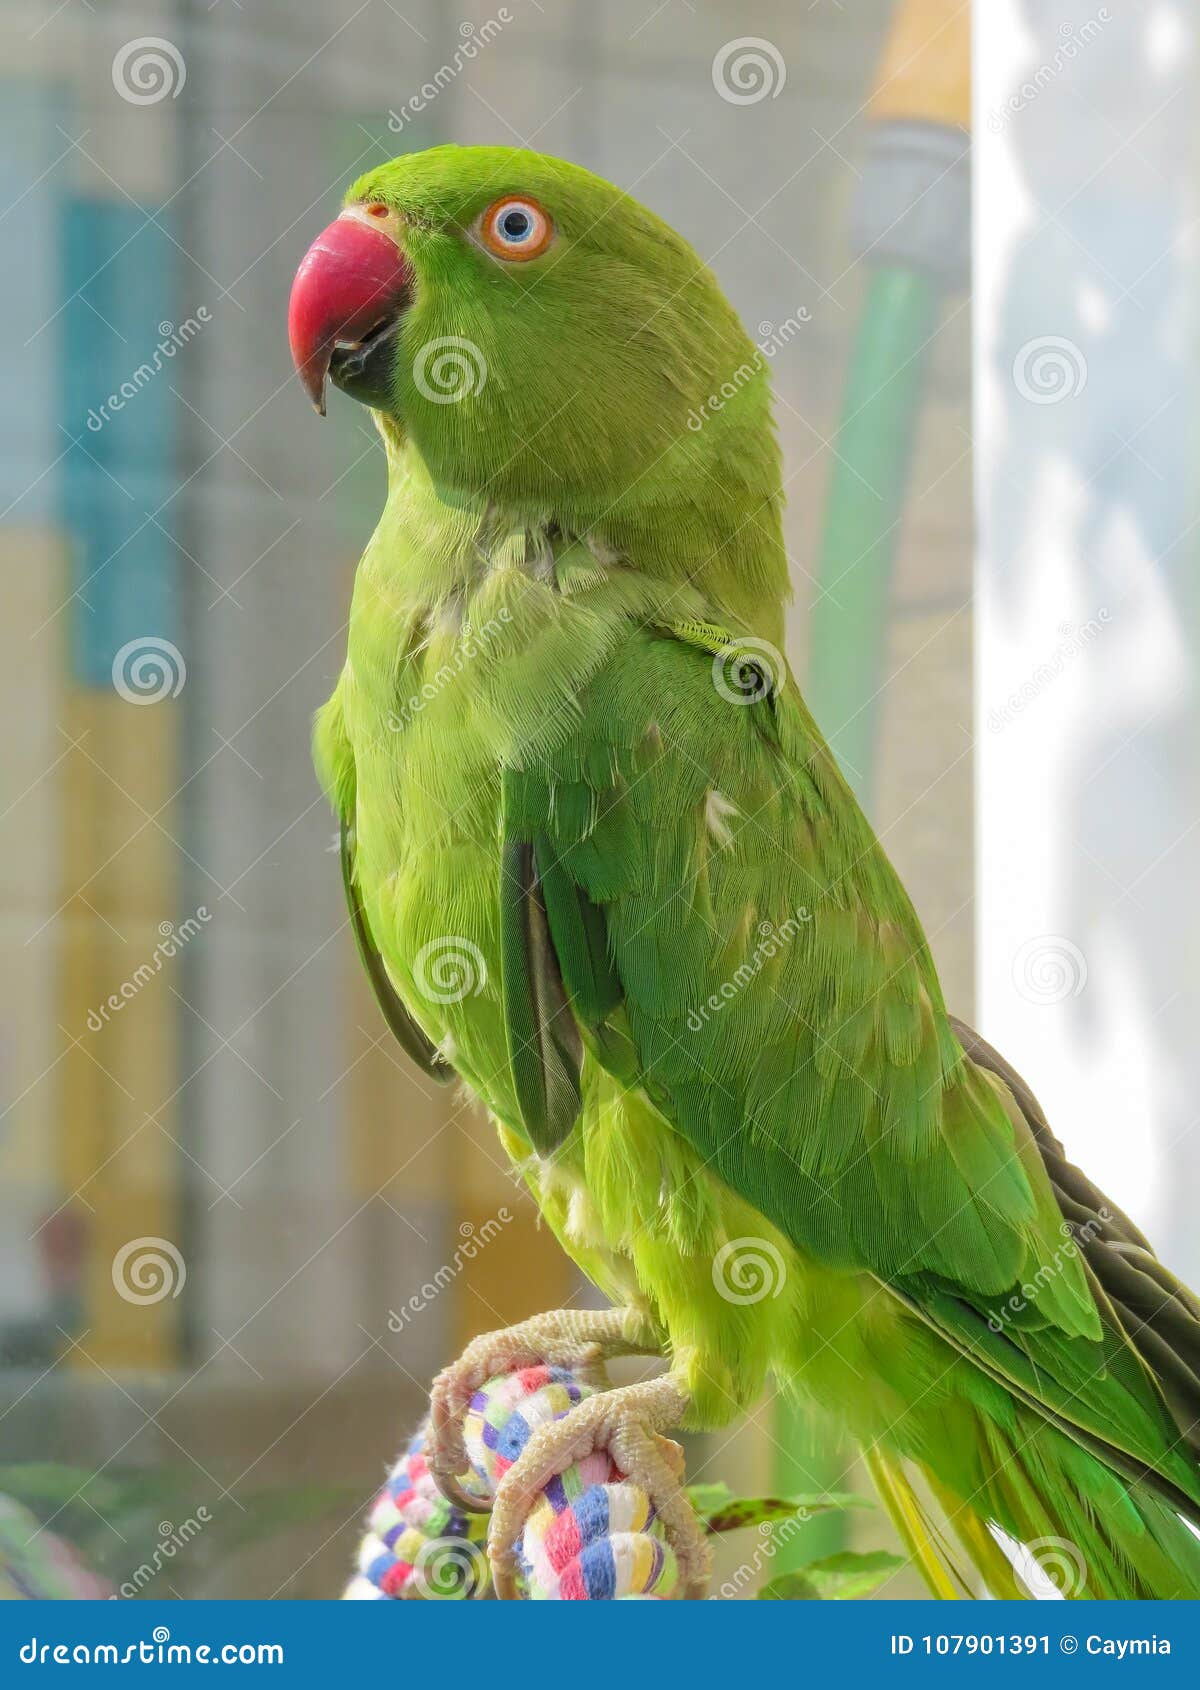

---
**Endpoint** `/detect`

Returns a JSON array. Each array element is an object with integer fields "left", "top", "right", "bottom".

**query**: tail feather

[
  {"left": 951, "top": 1018, "right": 1200, "bottom": 1490},
  {"left": 852, "top": 1019, "right": 1200, "bottom": 1598},
  {"left": 897, "top": 1411, "right": 1200, "bottom": 1599},
  {"left": 862, "top": 1445, "right": 970, "bottom": 1599}
]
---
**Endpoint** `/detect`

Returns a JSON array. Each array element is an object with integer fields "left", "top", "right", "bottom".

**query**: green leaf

[
  {"left": 685, "top": 1482, "right": 733, "bottom": 1516},
  {"left": 687, "top": 1484, "right": 873, "bottom": 1536},
  {"left": 758, "top": 1571, "right": 822, "bottom": 1600},
  {"left": 781, "top": 1549, "right": 907, "bottom": 1600}
]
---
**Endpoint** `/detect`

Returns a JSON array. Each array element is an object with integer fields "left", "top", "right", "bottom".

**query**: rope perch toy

[{"left": 345, "top": 1362, "right": 681, "bottom": 1599}]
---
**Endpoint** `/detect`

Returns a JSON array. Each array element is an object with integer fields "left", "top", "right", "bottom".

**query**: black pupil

[{"left": 501, "top": 209, "right": 530, "bottom": 240}]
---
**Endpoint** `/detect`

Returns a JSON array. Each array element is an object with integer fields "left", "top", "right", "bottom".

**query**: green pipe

[
  {"left": 771, "top": 262, "right": 940, "bottom": 1570},
  {"left": 807, "top": 265, "right": 940, "bottom": 798}
]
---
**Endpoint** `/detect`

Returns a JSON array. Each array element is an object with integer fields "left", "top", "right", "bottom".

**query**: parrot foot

[
  {"left": 428, "top": 1305, "right": 660, "bottom": 1512},
  {"left": 487, "top": 1372, "right": 710, "bottom": 1600}
]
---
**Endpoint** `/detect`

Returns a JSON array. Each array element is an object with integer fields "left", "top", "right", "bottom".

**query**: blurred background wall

[{"left": 7, "top": 0, "right": 1183, "bottom": 1602}]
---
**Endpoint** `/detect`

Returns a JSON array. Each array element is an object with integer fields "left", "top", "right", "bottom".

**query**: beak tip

[{"left": 294, "top": 355, "right": 329, "bottom": 415}]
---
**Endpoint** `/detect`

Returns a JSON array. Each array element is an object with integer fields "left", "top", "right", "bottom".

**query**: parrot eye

[{"left": 478, "top": 195, "right": 554, "bottom": 262}]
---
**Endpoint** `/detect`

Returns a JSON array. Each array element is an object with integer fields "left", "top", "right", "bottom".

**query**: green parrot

[{"left": 289, "top": 145, "right": 1200, "bottom": 1600}]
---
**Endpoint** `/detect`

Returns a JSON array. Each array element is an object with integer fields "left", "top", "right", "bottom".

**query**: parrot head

[{"left": 288, "top": 144, "right": 776, "bottom": 508}]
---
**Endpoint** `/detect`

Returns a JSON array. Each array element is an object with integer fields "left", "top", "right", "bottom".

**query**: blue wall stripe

[{"left": 60, "top": 199, "right": 178, "bottom": 687}]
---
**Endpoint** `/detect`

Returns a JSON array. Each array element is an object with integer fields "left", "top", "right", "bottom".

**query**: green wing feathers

[
  {"left": 504, "top": 628, "right": 1081, "bottom": 1306},
  {"left": 501, "top": 625, "right": 1200, "bottom": 1571},
  {"left": 340, "top": 817, "right": 455, "bottom": 1084},
  {"left": 498, "top": 834, "right": 583, "bottom": 1154}
]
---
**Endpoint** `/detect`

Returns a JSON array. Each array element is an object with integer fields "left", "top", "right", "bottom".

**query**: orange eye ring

[{"left": 478, "top": 195, "right": 554, "bottom": 262}]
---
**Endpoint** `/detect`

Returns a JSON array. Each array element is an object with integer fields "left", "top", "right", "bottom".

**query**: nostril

[{"left": 366, "top": 203, "right": 389, "bottom": 218}]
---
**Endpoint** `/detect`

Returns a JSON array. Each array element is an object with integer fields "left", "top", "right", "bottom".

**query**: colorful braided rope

[
  {"left": 344, "top": 1430, "right": 489, "bottom": 1600},
  {"left": 345, "top": 1362, "right": 678, "bottom": 1600}
]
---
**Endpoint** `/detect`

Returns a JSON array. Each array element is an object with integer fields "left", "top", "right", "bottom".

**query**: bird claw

[
  {"left": 486, "top": 1373, "right": 711, "bottom": 1600},
  {"left": 427, "top": 1306, "right": 657, "bottom": 1511}
]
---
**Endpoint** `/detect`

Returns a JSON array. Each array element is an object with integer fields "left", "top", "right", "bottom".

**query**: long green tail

[
  {"left": 932, "top": 1418, "right": 1200, "bottom": 1600},
  {"left": 873, "top": 1438, "right": 1200, "bottom": 1600},
  {"left": 872, "top": 1019, "right": 1200, "bottom": 1600}
]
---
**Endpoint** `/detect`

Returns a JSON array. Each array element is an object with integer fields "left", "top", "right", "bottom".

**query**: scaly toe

[
  {"left": 428, "top": 1341, "right": 527, "bottom": 1508},
  {"left": 485, "top": 1376, "right": 704, "bottom": 1600},
  {"left": 426, "top": 1309, "right": 653, "bottom": 1510}
]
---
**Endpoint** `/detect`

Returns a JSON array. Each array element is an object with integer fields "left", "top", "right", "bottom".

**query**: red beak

[{"left": 288, "top": 212, "right": 413, "bottom": 415}]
